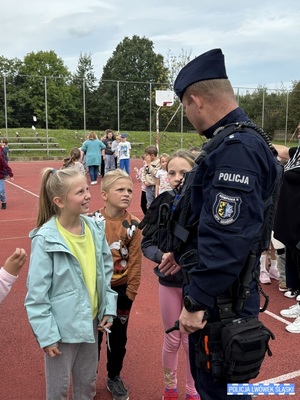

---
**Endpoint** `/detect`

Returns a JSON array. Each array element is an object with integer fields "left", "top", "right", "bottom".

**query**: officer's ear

[{"left": 190, "top": 94, "right": 203, "bottom": 110}]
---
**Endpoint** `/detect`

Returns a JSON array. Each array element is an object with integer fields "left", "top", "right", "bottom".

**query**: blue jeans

[
  {"left": 88, "top": 165, "right": 99, "bottom": 182},
  {"left": 0, "top": 179, "right": 6, "bottom": 203},
  {"left": 119, "top": 159, "right": 130, "bottom": 175}
]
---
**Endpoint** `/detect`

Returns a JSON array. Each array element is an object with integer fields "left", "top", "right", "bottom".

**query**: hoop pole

[{"left": 156, "top": 106, "right": 162, "bottom": 153}]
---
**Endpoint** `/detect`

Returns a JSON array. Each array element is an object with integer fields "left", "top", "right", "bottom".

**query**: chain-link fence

[{"left": 1, "top": 75, "right": 299, "bottom": 144}]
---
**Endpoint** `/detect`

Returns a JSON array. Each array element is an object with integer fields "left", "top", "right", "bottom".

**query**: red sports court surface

[{"left": 1, "top": 160, "right": 299, "bottom": 399}]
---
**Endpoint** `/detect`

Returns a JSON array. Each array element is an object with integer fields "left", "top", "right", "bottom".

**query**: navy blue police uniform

[{"left": 173, "top": 49, "right": 279, "bottom": 400}]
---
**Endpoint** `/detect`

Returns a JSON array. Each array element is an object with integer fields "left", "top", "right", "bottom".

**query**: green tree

[
  {"left": 0, "top": 56, "right": 23, "bottom": 128},
  {"left": 287, "top": 80, "right": 300, "bottom": 135},
  {"left": 162, "top": 49, "right": 194, "bottom": 133},
  {"left": 237, "top": 86, "right": 289, "bottom": 137},
  {"left": 12, "top": 50, "right": 75, "bottom": 129},
  {"left": 72, "top": 52, "right": 98, "bottom": 130},
  {"left": 97, "top": 35, "right": 169, "bottom": 131}
]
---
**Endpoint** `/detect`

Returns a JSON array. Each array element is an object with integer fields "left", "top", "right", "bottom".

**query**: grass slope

[{"left": 1, "top": 128, "right": 203, "bottom": 160}]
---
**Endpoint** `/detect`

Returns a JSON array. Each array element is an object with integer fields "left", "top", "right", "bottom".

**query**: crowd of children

[
  {"left": 1, "top": 131, "right": 202, "bottom": 399},
  {"left": 141, "top": 150, "right": 200, "bottom": 400},
  {"left": 7, "top": 130, "right": 300, "bottom": 400}
]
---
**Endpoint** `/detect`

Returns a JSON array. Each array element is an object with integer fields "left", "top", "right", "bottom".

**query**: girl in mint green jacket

[{"left": 25, "top": 167, "right": 117, "bottom": 400}]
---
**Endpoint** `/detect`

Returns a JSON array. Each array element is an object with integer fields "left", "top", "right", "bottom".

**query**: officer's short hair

[{"left": 185, "top": 79, "right": 235, "bottom": 104}]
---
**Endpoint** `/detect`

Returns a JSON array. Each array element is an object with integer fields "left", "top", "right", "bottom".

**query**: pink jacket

[{"left": 0, "top": 268, "right": 17, "bottom": 303}]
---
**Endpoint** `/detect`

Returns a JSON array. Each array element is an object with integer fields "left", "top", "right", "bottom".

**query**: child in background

[
  {"left": 81, "top": 131, "right": 106, "bottom": 185},
  {"left": 0, "top": 248, "right": 27, "bottom": 303},
  {"left": 118, "top": 133, "right": 131, "bottom": 174},
  {"left": 1, "top": 138, "right": 10, "bottom": 164},
  {"left": 25, "top": 168, "right": 117, "bottom": 400},
  {"left": 62, "top": 147, "right": 86, "bottom": 174},
  {"left": 142, "top": 145, "right": 161, "bottom": 208},
  {"left": 91, "top": 169, "right": 142, "bottom": 400},
  {"left": 79, "top": 134, "right": 89, "bottom": 173},
  {"left": 259, "top": 242, "right": 280, "bottom": 284},
  {"left": 112, "top": 132, "right": 121, "bottom": 169},
  {"left": 155, "top": 153, "right": 171, "bottom": 197},
  {"left": 0, "top": 152, "right": 14, "bottom": 210},
  {"left": 141, "top": 150, "right": 199, "bottom": 400},
  {"left": 103, "top": 129, "right": 116, "bottom": 174},
  {"left": 134, "top": 155, "right": 147, "bottom": 215}
]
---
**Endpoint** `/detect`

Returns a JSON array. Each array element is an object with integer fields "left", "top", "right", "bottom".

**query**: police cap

[{"left": 174, "top": 48, "right": 228, "bottom": 100}]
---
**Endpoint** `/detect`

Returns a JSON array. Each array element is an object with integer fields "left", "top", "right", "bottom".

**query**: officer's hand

[
  {"left": 158, "top": 252, "right": 181, "bottom": 275},
  {"left": 179, "top": 308, "right": 207, "bottom": 334}
]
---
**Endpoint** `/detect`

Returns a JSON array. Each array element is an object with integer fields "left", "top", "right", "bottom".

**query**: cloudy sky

[{"left": 1, "top": 0, "right": 299, "bottom": 90}]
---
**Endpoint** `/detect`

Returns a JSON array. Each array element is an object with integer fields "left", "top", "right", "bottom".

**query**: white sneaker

[
  {"left": 296, "top": 294, "right": 300, "bottom": 301},
  {"left": 284, "top": 289, "right": 300, "bottom": 298},
  {"left": 269, "top": 266, "right": 280, "bottom": 280},
  {"left": 260, "top": 270, "right": 271, "bottom": 284},
  {"left": 286, "top": 316, "right": 300, "bottom": 333},
  {"left": 280, "top": 303, "right": 300, "bottom": 318}
]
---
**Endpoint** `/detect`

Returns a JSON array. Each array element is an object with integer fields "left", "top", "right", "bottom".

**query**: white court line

[
  {"left": 264, "top": 309, "right": 291, "bottom": 325},
  {"left": 7, "top": 180, "right": 39, "bottom": 198},
  {"left": 261, "top": 310, "right": 300, "bottom": 384},
  {"left": 260, "top": 369, "right": 300, "bottom": 383}
]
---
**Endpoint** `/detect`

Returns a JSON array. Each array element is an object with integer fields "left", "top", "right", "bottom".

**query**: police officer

[{"left": 159, "top": 49, "right": 279, "bottom": 399}]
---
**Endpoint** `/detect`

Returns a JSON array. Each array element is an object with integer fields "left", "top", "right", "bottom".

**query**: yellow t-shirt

[{"left": 56, "top": 218, "right": 98, "bottom": 318}]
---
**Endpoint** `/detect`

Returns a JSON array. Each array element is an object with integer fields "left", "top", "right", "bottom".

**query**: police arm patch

[{"left": 213, "top": 192, "right": 242, "bottom": 225}]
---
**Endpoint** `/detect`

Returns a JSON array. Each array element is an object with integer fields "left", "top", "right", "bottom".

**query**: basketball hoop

[
  {"left": 155, "top": 90, "right": 174, "bottom": 107},
  {"left": 155, "top": 91, "right": 174, "bottom": 154}
]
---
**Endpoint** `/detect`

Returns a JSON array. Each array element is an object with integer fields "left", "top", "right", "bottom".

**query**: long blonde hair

[
  {"left": 166, "top": 150, "right": 196, "bottom": 171},
  {"left": 37, "top": 167, "right": 85, "bottom": 228}
]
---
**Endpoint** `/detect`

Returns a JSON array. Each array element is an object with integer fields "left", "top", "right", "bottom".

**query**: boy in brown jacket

[{"left": 141, "top": 145, "right": 161, "bottom": 208}]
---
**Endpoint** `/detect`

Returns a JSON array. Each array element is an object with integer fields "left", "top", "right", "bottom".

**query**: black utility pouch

[
  {"left": 195, "top": 318, "right": 274, "bottom": 383},
  {"left": 221, "top": 317, "right": 275, "bottom": 383},
  {"left": 195, "top": 322, "right": 225, "bottom": 382}
]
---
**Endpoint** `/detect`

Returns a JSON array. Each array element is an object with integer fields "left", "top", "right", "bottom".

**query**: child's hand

[
  {"left": 98, "top": 315, "right": 113, "bottom": 331},
  {"left": 144, "top": 154, "right": 151, "bottom": 164},
  {"left": 43, "top": 344, "right": 62, "bottom": 357},
  {"left": 3, "top": 248, "right": 27, "bottom": 277},
  {"left": 134, "top": 167, "right": 138, "bottom": 172},
  {"left": 159, "top": 252, "right": 181, "bottom": 276}
]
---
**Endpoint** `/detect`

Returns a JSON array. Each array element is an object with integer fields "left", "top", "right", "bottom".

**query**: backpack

[
  {"left": 157, "top": 122, "right": 283, "bottom": 256},
  {"left": 138, "top": 189, "right": 176, "bottom": 251}
]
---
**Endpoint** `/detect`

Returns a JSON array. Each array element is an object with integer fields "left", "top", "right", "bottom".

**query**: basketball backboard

[{"left": 155, "top": 90, "right": 174, "bottom": 107}]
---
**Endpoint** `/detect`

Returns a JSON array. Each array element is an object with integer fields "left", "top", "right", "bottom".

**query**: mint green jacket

[{"left": 25, "top": 215, "right": 117, "bottom": 348}]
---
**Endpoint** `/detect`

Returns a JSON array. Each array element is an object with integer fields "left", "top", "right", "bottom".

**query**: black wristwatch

[{"left": 183, "top": 295, "right": 205, "bottom": 313}]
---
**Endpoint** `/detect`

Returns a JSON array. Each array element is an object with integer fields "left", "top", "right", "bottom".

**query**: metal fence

[{"left": 1, "top": 75, "right": 299, "bottom": 144}]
